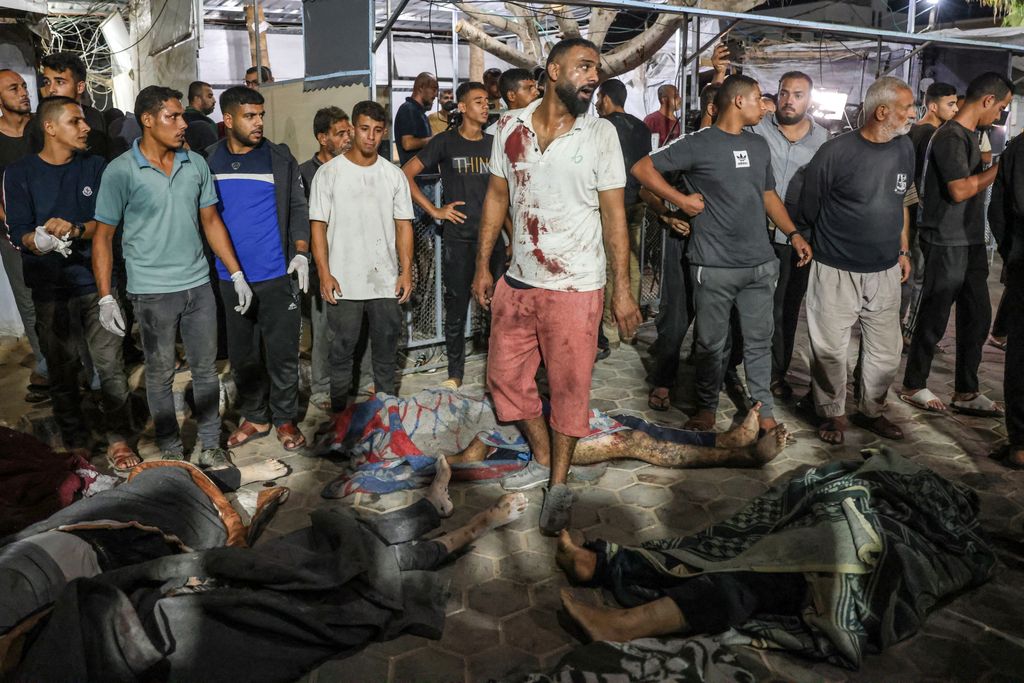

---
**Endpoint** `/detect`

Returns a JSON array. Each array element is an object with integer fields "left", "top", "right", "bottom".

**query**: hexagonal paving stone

[
  {"left": 437, "top": 608, "right": 500, "bottom": 655},
  {"left": 442, "top": 552, "right": 496, "bottom": 586},
  {"left": 392, "top": 645, "right": 465, "bottom": 683},
  {"left": 498, "top": 550, "right": 556, "bottom": 584},
  {"left": 528, "top": 574, "right": 572, "bottom": 612},
  {"left": 717, "top": 476, "right": 769, "bottom": 501},
  {"left": 635, "top": 467, "right": 685, "bottom": 487},
  {"left": 309, "top": 652, "right": 389, "bottom": 682},
  {"left": 467, "top": 645, "right": 540, "bottom": 682},
  {"left": 597, "top": 504, "right": 657, "bottom": 532},
  {"left": 593, "top": 468, "right": 636, "bottom": 491},
  {"left": 470, "top": 528, "right": 525, "bottom": 559},
  {"left": 617, "top": 483, "right": 674, "bottom": 508},
  {"left": 467, "top": 577, "right": 530, "bottom": 617},
  {"left": 503, "top": 608, "right": 576, "bottom": 656}
]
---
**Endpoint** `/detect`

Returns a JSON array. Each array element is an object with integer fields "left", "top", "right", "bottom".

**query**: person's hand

[
  {"left": 432, "top": 201, "right": 467, "bottom": 224},
  {"left": 230, "top": 271, "right": 253, "bottom": 314},
  {"left": 473, "top": 268, "right": 495, "bottom": 310},
  {"left": 43, "top": 217, "right": 76, "bottom": 239},
  {"left": 32, "top": 226, "right": 61, "bottom": 254},
  {"left": 899, "top": 254, "right": 911, "bottom": 283},
  {"left": 98, "top": 295, "right": 126, "bottom": 337},
  {"left": 712, "top": 43, "right": 731, "bottom": 74},
  {"left": 679, "top": 193, "right": 705, "bottom": 216},
  {"left": 612, "top": 290, "right": 642, "bottom": 341},
  {"left": 321, "top": 273, "right": 342, "bottom": 304},
  {"left": 663, "top": 216, "right": 690, "bottom": 236},
  {"left": 286, "top": 254, "right": 310, "bottom": 293},
  {"left": 791, "top": 233, "right": 813, "bottom": 267},
  {"left": 396, "top": 271, "right": 413, "bottom": 304}
]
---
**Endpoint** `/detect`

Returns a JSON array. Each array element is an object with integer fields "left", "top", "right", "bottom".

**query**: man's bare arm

[
  {"left": 631, "top": 157, "right": 704, "bottom": 217},
  {"left": 947, "top": 164, "right": 999, "bottom": 203},
  {"left": 599, "top": 187, "right": 642, "bottom": 339},
  {"left": 400, "top": 135, "right": 430, "bottom": 153},
  {"left": 199, "top": 205, "right": 243, "bottom": 275},
  {"left": 472, "top": 175, "right": 511, "bottom": 309},
  {"left": 764, "top": 190, "right": 812, "bottom": 266},
  {"left": 92, "top": 223, "right": 117, "bottom": 297}
]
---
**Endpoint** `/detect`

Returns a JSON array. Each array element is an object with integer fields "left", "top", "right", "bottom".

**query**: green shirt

[{"left": 94, "top": 139, "right": 218, "bottom": 294}]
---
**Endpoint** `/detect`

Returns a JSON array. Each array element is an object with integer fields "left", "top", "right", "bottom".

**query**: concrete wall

[
  {"left": 128, "top": 0, "right": 198, "bottom": 100},
  {"left": 259, "top": 80, "right": 367, "bottom": 162}
]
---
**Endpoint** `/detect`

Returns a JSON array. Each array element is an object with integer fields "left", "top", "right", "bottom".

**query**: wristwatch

[{"left": 898, "top": 250, "right": 911, "bottom": 258}]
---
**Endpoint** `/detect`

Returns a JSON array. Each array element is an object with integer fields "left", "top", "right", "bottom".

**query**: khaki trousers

[{"left": 806, "top": 261, "right": 902, "bottom": 419}]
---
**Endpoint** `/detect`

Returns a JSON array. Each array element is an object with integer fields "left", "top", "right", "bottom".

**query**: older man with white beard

[{"left": 797, "top": 77, "right": 917, "bottom": 445}]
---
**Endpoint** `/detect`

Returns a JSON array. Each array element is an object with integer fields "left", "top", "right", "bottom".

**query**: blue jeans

[{"left": 130, "top": 284, "right": 221, "bottom": 454}]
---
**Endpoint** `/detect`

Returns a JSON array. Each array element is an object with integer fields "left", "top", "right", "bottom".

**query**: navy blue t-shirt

[
  {"left": 3, "top": 153, "right": 106, "bottom": 299},
  {"left": 207, "top": 141, "right": 287, "bottom": 282},
  {"left": 395, "top": 97, "right": 436, "bottom": 173}
]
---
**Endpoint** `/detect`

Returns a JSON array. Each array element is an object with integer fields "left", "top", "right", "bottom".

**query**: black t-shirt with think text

[{"left": 415, "top": 128, "right": 493, "bottom": 242}]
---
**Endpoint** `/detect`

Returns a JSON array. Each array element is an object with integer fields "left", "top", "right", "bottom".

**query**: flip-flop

[
  {"left": 106, "top": 442, "right": 141, "bottom": 476},
  {"left": 683, "top": 413, "right": 716, "bottom": 431},
  {"left": 227, "top": 420, "right": 272, "bottom": 448},
  {"left": 987, "top": 337, "right": 1007, "bottom": 351},
  {"left": 950, "top": 395, "right": 1004, "bottom": 418},
  {"left": 647, "top": 389, "right": 671, "bottom": 412},
  {"left": 899, "top": 388, "right": 946, "bottom": 413},
  {"left": 852, "top": 414, "right": 904, "bottom": 440}
]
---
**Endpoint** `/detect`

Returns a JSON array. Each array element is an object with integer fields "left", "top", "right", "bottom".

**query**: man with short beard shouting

[
  {"left": 798, "top": 77, "right": 917, "bottom": 445},
  {"left": 473, "top": 38, "right": 641, "bottom": 535}
]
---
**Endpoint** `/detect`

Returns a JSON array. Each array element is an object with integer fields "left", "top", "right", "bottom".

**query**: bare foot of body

[
  {"left": 556, "top": 530, "right": 597, "bottom": 583},
  {"left": 759, "top": 415, "right": 778, "bottom": 432},
  {"left": 754, "top": 425, "right": 790, "bottom": 464},
  {"left": 426, "top": 456, "right": 454, "bottom": 517},
  {"left": 235, "top": 459, "right": 289, "bottom": 485},
  {"left": 717, "top": 402, "right": 761, "bottom": 448},
  {"left": 483, "top": 492, "right": 529, "bottom": 529},
  {"left": 560, "top": 590, "right": 686, "bottom": 643}
]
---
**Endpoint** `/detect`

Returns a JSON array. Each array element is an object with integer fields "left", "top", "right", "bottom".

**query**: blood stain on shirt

[{"left": 504, "top": 126, "right": 530, "bottom": 164}]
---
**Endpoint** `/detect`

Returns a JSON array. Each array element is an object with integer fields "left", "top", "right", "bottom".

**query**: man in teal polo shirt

[{"left": 92, "top": 85, "right": 253, "bottom": 465}]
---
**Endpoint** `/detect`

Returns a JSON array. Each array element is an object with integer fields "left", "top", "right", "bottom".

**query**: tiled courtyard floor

[{"left": 2, "top": 264, "right": 1021, "bottom": 682}]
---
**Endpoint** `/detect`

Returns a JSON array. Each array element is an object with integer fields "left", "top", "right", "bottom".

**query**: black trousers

[
  {"left": 647, "top": 232, "right": 694, "bottom": 388},
  {"left": 770, "top": 242, "right": 810, "bottom": 383},
  {"left": 442, "top": 238, "right": 504, "bottom": 381},
  {"left": 326, "top": 297, "right": 402, "bottom": 412},
  {"left": 903, "top": 243, "right": 990, "bottom": 394},
  {"left": 219, "top": 276, "right": 301, "bottom": 426},
  {"left": 1005, "top": 272, "right": 1024, "bottom": 446}
]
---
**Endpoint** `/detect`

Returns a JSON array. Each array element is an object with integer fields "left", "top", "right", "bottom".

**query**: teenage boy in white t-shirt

[{"left": 309, "top": 100, "right": 414, "bottom": 412}]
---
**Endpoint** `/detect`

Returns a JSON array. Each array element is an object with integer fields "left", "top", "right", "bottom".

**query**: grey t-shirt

[
  {"left": 650, "top": 126, "right": 776, "bottom": 268},
  {"left": 919, "top": 120, "right": 985, "bottom": 246}
]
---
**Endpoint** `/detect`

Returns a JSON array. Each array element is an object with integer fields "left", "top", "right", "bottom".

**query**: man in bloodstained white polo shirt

[{"left": 472, "top": 37, "right": 642, "bottom": 535}]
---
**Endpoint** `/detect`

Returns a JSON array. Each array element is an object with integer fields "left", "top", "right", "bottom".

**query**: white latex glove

[
  {"left": 98, "top": 295, "right": 126, "bottom": 336},
  {"left": 231, "top": 271, "right": 253, "bottom": 314},
  {"left": 52, "top": 236, "right": 73, "bottom": 258},
  {"left": 33, "top": 226, "right": 60, "bottom": 254},
  {"left": 286, "top": 253, "right": 310, "bottom": 293}
]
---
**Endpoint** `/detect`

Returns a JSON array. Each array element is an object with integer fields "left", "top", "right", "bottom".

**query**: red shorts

[{"left": 486, "top": 278, "right": 603, "bottom": 438}]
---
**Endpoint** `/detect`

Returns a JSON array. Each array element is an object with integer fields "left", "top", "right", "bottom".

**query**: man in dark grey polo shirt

[
  {"left": 633, "top": 75, "right": 812, "bottom": 433},
  {"left": 750, "top": 71, "right": 828, "bottom": 400}
]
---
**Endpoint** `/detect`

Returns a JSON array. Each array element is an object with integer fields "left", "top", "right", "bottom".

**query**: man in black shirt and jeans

[
  {"left": 988, "top": 126, "right": 1024, "bottom": 468},
  {"left": 799, "top": 77, "right": 916, "bottom": 445},
  {"left": 3, "top": 96, "right": 137, "bottom": 471},
  {"left": 595, "top": 78, "right": 651, "bottom": 354},
  {"left": 901, "top": 72, "right": 1013, "bottom": 416},
  {"left": 403, "top": 82, "right": 501, "bottom": 388}
]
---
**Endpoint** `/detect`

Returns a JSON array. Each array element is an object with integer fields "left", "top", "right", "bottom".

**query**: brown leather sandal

[
  {"left": 276, "top": 422, "right": 306, "bottom": 452},
  {"left": 227, "top": 420, "right": 272, "bottom": 448}
]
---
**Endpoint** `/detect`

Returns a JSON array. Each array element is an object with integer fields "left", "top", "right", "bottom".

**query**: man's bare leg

[
  {"left": 714, "top": 402, "right": 761, "bottom": 448},
  {"left": 561, "top": 590, "right": 688, "bottom": 642},
  {"left": 572, "top": 424, "right": 789, "bottom": 468},
  {"left": 425, "top": 455, "right": 454, "bottom": 517},
  {"left": 519, "top": 417, "right": 552, "bottom": 467},
  {"left": 209, "top": 459, "right": 289, "bottom": 486},
  {"left": 556, "top": 529, "right": 597, "bottom": 583},
  {"left": 445, "top": 439, "right": 491, "bottom": 465},
  {"left": 433, "top": 492, "right": 529, "bottom": 554},
  {"left": 549, "top": 430, "right": 578, "bottom": 486}
]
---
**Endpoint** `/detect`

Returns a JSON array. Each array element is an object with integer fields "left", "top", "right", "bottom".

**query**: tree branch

[
  {"left": 452, "top": 2, "right": 531, "bottom": 48},
  {"left": 586, "top": 8, "right": 617, "bottom": 50},
  {"left": 455, "top": 18, "right": 538, "bottom": 70},
  {"left": 555, "top": 8, "right": 581, "bottom": 38},
  {"left": 505, "top": 2, "right": 543, "bottom": 63},
  {"left": 599, "top": 13, "right": 686, "bottom": 77}
]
